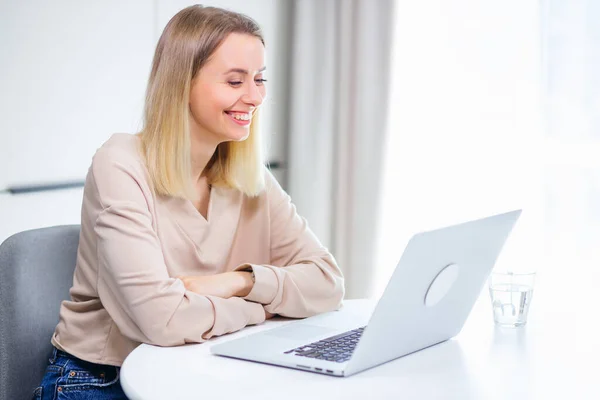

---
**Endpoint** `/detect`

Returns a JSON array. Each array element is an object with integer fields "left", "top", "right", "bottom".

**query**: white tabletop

[{"left": 120, "top": 296, "right": 599, "bottom": 400}]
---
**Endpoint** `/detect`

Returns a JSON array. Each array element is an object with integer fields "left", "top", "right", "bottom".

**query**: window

[{"left": 375, "top": 1, "right": 599, "bottom": 306}]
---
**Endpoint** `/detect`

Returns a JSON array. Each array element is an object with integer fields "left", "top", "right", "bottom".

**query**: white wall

[
  {"left": 0, "top": 0, "right": 291, "bottom": 244},
  {"left": 0, "top": 0, "right": 155, "bottom": 189}
]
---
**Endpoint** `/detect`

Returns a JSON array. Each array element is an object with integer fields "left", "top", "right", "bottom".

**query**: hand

[
  {"left": 178, "top": 271, "right": 253, "bottom": 299},
  {"left": 265, "top": 310, "right": 276, "bottom": 320}
]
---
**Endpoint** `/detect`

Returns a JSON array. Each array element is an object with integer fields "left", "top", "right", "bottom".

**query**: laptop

[{"left": 211, "top": 209, "right": 521, "bottom": 377}]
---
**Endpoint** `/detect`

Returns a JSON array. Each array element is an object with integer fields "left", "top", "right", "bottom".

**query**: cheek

[
  {"left": 189, "top": 86, "right": 208, "bottom": 115},
  {"left": 213, "top": 93, "right": 236, "bottom": 112},
  {"left": 203, "top": 86, "right": 238, "bottom": 111},
  {"left": 190, "top": 94, "right": 230, "bottom": 127},
  {"left": 189, "top": 96, "right": 209, "bottom": 124},
  {"left": 190, "top": 84, "right": 233, "bottom": 115}
]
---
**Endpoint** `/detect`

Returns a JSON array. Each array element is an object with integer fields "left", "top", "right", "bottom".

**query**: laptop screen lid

[{"left": 343, "top": 209, "right": 522, "bottom": 376}]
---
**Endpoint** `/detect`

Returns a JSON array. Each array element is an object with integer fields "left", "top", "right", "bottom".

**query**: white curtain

[
  {"left": 286, "top": 0, "right": 395, "bottom": 299},
  {"left": 540, "top": 0, "right": 600, "bottom": 321}
]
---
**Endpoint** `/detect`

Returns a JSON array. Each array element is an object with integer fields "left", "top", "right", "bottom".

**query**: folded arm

[{"left": 234, "top": 170, "right": 345, "bottom": 318}]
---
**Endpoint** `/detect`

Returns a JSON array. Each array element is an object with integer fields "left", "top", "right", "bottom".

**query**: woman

[{"left": 35, "top": 5, "right": 344, "bottom": 399}]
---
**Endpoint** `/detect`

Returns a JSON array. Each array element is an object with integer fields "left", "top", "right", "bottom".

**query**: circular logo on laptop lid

[{"left": 424, "top": 263, "right": 460, "bottom": 307}]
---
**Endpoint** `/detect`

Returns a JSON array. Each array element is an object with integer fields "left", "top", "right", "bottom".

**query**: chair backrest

[{"left": 0, "top": 225, "right": 80, "bottom": 400}]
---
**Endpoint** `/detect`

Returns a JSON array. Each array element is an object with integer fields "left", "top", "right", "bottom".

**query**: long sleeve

[
  {"left": 91, "top": 146, "right": 265, "bottom": 347},
  {"left": 234, "top": 170, "right": 345, "bottom": 318}
]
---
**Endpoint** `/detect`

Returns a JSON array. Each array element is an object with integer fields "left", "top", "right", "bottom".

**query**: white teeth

[{"left": 229, "top": 113, "right": 250, "bottom": 121}]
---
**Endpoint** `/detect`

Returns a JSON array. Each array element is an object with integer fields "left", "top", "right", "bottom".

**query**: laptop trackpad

[{"left": 265, "top": 324, "right": 338, "bottom": 341}]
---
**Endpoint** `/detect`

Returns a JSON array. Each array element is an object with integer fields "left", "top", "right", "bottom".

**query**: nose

[{"left": 241, "top": 80, "right": 264, "bottom": 107}]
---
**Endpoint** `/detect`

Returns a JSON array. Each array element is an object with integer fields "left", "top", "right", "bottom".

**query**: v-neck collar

[
  {"left": 162, "top": 185, "right": 243, "bottom": 252},
  {"left": 189, "top": 185, "right": 212, "bottom": 225}
]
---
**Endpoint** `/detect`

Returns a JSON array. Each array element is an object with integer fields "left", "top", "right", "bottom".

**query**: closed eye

[{"left": 228, "top": 79, "right": 268, "bottom": 88}]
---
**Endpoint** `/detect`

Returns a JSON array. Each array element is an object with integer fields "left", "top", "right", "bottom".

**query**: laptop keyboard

[{"left": 283, "top": 326, "right": 365, "bottom": 363}]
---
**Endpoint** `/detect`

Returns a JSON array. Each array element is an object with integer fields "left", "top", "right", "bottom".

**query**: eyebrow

[{"left": 224, "top": 66, "right": 267, "bottom": 75}]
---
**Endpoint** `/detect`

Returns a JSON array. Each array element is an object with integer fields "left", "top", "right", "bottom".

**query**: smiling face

[{"left": 188, "top": 32, "right": 267, "bottom": 145}]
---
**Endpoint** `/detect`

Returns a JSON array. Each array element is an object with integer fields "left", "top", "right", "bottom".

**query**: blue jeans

[{"left": 33, "top": 347, "right": 128, "bottom": 400}]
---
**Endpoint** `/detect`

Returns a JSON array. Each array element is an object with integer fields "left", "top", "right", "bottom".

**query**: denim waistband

[{"left": 50, "top": 346, "right": 74, "bottom": 363}]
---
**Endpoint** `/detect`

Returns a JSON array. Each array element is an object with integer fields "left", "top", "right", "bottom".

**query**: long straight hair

[{"left": 139, "top": 5, "right": 265, "bottom": 199}]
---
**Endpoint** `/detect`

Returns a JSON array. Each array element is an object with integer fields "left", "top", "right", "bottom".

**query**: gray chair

[{"left": 0, "top": 225, "right": 80, "bottom": 400}]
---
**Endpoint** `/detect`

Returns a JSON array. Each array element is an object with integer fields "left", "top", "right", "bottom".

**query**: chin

[{"left": 223, "top": 129, "right": 250, "bottom": 142}]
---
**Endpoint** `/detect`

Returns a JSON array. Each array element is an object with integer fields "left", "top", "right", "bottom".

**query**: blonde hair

[{"left": 139, "top": 5, "right": 266, "bottom": 199}]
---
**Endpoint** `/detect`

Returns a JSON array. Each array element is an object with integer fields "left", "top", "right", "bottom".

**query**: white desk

[{"left": 120, "top": 298, "right": 599, "bottom": 400}]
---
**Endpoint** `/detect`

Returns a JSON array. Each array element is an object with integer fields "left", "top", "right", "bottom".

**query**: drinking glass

[{"left": 488, "top": 271, "right": 536, "bottom": 327}]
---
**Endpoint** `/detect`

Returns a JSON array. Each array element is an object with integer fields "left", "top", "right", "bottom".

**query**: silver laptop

[{"left": 211, "top": 209, "right": 521, "bottom": 377}]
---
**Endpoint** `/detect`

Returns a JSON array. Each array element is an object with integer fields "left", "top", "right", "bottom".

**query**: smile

[{"left": 224, "top": 111, "right": 252, "bottom": 126}]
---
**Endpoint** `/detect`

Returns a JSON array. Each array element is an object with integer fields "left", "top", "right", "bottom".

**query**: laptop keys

[{"left": 283, "top": 326, "right": 365, "bottom": 362}]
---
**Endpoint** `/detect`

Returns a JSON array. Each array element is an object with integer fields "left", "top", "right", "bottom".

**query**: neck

[{"left": 189, "top": 121, "right": 221, "bottom": 184}]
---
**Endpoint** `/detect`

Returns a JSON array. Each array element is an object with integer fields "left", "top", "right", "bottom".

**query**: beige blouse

[{"left": 51, "top": 133, "right": 345, "bottom": 366}]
